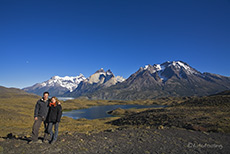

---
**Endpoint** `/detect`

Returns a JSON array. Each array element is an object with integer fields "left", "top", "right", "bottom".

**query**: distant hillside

[
  {"left": 0, "top": 86, "right": 39, "bottom": 98},
  {"left": 210, "top": 90, "right": 230, "bottom": 96},
  {"left": 179, "top": 93, "right": 230, "bottom": 107}
]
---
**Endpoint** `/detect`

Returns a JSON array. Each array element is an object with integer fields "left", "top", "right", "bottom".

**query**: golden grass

[
  {"left": 0, "top": 96, "right": 125, "bottom": 137},
  {"left": 0, "top": 95, "right": 39, "bottom": 137}
]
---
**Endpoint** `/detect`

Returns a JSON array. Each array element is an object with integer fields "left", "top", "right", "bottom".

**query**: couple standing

[{"left": 29, "top": 92, "right": 62, "bottom": 144}]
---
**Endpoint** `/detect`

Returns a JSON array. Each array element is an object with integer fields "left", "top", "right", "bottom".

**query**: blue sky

[{"left": 0, "top": 0, "right": 230, "bottom": 88}]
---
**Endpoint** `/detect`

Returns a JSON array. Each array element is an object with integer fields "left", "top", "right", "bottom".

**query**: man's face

[{"left": 43, "top": 93, "right": 49, "bottom": 100}]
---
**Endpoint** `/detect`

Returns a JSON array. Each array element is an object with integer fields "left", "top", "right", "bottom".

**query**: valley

[{"left": 0, "top": 86, "right": 229, "bottom": 153}]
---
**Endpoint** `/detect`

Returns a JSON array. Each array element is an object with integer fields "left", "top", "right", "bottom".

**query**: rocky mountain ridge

[{"left": 81, "top": 61, "right": 230, "bottom": 100}]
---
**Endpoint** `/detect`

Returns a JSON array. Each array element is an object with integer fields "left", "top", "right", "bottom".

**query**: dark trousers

[
  {"left": 31, "top": 116, "right": 49, "bottom": 141},
  {"left": 48, "top": 122, "right": 59, "bottom": 141}
]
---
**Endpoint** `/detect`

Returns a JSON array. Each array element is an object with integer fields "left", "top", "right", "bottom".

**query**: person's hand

[{"left": 34, "top": 117, "right": 38, "bottom": 121}]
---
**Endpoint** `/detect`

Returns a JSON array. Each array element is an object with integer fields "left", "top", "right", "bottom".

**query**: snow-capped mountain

[
  {"left": 42, "top": 74, "right": 86, "bottom": 92},
  {"left": 144, "top": 61, "right": 198, "bottom": 75},
  {"left": 23, "top": 74, "right": 86, "bottom": 96},
  {"left": 141, "top": 61, "right": 200, "bottom": 82},
  {"left": 64, "top": 68, "right": 125, "bottom": 97},
  {"left": 82, "top": 61, "right": 230, "bottom": 100}
]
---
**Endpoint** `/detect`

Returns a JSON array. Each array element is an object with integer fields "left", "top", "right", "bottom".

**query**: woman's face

[{"left": 51, "top": 98, "right": 56, "bottom": 103}]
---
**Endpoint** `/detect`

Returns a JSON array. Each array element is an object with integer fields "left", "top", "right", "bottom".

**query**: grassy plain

[{"left": 0, "top": 91, "right": 229, "bottom": 137}]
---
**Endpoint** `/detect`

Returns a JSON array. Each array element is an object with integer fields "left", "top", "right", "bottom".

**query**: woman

[{"left": 46, "top": 96, "right": 62, "bottom": 144}]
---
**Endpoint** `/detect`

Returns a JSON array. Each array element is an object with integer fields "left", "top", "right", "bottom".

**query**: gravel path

[{"left": 0, "top": 127, "right": 229, "bottom": 154}]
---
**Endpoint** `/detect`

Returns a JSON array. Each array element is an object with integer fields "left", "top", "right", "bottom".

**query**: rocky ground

[{"left": 0, "top": 127, "right": 229, "bottom": 154}]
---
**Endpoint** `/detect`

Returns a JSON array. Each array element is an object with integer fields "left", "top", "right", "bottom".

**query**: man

[{"left": 29, "top": 91, "right": 50, "bottom": 144}]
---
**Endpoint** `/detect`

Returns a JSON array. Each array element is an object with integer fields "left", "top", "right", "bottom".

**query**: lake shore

[{"left": 61, "top": 96, "right": 189, "bottom": 111}]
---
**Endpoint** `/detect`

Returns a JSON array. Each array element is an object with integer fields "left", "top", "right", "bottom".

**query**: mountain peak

[
  {"left": 51, "top": 76, "right": 60, "bottom": 80},
  {"left": 136, "top": 60, "right": 201, "bottom": 82},
  {"left": 79, "top": 73, "right": 84, "bottom": 77},
  {"left": 95, "top": 68, "right": 105, "bottom": 73},
  {"left": 106, "top": 69, "right": 114, "bottom": 76},
  {"left": 170, "top": 61, "right": 190, "bottom": 69},
  {"left": 142, "top": 60, "right": 198, "bottom": 75},
  {"left": 144, "top": 64, "right": 151, "bottom": 70},
  {"left": 88, "top": 69, "right": 120, "bottom": 84},
  {"left": 161, "top": 60, "right": 189, "bottom": 68}
]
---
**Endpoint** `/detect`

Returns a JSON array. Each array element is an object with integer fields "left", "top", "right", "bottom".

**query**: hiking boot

[{"left": 29, "top": 140, "right": 43, "bottom": 144}]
